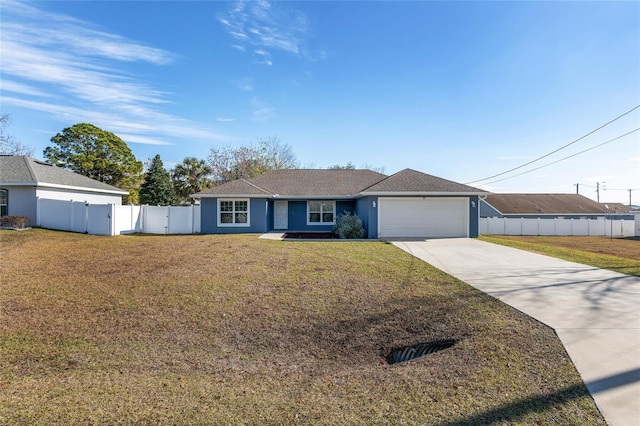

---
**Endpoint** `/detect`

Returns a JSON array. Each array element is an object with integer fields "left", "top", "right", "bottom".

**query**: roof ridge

[
  {"left": 358, "top": 169, "right": 393, "bottom": 192},
  {"left": 240, "top": 178, "right": 272, "bottom": 195},
  {"left": 22, "top": 156, "right": 38, "bottom": 182}
]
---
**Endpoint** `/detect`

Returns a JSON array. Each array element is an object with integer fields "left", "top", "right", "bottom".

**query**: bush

[
  {"left": 332, "top": 212, "right": 365, "bottom": 239},
  {"left": 0, "top": 216, "right": 29, "bottom": 229}
]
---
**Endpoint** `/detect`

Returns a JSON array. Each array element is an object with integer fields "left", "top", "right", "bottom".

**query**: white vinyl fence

[
  {"left": 480, "top": 217, "right": 636, "bottom": 237},
  {"left": 37, "top": 198, "right": 200, "bottom": 236}
]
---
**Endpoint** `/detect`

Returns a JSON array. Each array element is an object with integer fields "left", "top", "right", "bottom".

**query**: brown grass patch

[
  {"left": 480, "top": 235, "right": 640, "bottom": 277},
  {"left": 1, "top": 229, "right": 604, "bottom": 424}
]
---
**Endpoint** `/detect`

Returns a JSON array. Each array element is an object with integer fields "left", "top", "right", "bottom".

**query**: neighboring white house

[{"left": 0, "top": 155, "right": 128, "bottom": 226}]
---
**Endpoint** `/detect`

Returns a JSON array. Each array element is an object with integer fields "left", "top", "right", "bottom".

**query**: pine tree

[{"left": 139, "top": 155, "right": 176, "bottom": 206}]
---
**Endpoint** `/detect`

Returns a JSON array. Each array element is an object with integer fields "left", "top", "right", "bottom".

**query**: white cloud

[
  {"left": 251, "top": 98, "right": 275, "bottom": 123},
  {"left": 0, "top": 79, "right": 51, "bottom": 97},
  {"left": 117, "top": 134, "right": 172, "bottom": 146},
  {"left": 232, "top": 77, "right": 254, "bottom": 91},
  {"left": 2, "top": 96, "right": 226, "bottom": 145},
  {"left": 217, "top": 117, "right": 235, "bottom": 122},
  {"left": 218, "top": 0, "right": 316, "bottom": 64},
  {"left": 0, "top": 0, "right": 225, "bottom": 147}
]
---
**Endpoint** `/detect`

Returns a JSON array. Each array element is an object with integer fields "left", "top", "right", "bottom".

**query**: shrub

[
  {"left": 332, "top": 212, "right": 365, "bottom": 239},
  {"left": 0, "top": 216, "right": 29, "bottom": 229}
]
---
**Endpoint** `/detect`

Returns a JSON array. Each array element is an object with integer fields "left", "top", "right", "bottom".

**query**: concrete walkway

[{"left": 392, "top": 238, "right": 640, "bottom": 426}]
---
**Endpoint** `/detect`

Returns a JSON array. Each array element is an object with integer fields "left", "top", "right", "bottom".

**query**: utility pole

[
  {"left": 630, "top": 189, "right": 633, "bottom": 207},
  {"left": 596, "top": 182, "right": 600, "bottom": 203},
  {"left": 575, "top": 183, "right": 579, "bottom": 194}
]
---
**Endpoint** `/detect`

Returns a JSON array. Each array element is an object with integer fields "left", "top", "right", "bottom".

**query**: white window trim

[
  {"left": 0, "top": 188, "right": 7, "bottom": 216},
  {"left": 307, "top": 200, "right": 336, "bottom": 225},
  {"left": 217, "top": 198, "right": 251, "bottom": 227}
]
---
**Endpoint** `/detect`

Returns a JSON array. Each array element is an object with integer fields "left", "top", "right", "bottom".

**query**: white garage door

[{"left": 378, "top": 197, "right": 468, "bottom": 238}]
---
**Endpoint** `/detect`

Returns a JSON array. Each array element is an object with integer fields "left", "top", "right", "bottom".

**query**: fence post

[
  {"left": 190, "top": 204, "right": 195, "bottom": 234},
  {"left": 69, "top": 199, "right": 74, "bottom": 231},
  {"left": 108, "top": 204, "right": 114, "bottom": 236},
  {"left": 84, "top": 202, "right": 89, "bottom": 233},
  {"left": 166, "top": 206, "right": 170, "bottom": 234}
]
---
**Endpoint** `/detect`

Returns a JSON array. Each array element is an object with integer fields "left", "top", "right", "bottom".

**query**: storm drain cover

[{"left": 387, "top": 339, "right": 456, "bottom": 364}]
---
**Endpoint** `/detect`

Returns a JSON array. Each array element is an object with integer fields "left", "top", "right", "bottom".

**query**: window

[
  {"left": 218, "top": 199, "right": 250, "bottom": 226},
  {"left": 307, "top": 201, "right": 335, "bottom": 225},
  {"left": 0, "top": 189, "right": 7, "bottom": 216}
]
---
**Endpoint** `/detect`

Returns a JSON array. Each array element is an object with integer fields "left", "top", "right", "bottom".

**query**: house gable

[{"left": 362, "top": 168, "right": 487, "bottom": 195}]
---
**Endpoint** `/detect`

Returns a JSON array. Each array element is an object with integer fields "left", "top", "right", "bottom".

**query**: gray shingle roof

[
  {"left": 0, "top": 155, "right": 128, "bottom": 194},
  {"left": 484, "top": 193, "right": 616, "bottom": 214},
  {"left": 196, "top": 169, "right": 387, "bottom": 197},
  {"left": 363, "top": 169, "right": 487, "bottom": 194},
  {"left": 195, "top": 168, "right": 485, "bottom": 198}
]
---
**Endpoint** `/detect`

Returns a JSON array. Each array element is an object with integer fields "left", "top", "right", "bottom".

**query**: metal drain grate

[{"left": 387, "top": 339, "right": 456, "bottom": 364}]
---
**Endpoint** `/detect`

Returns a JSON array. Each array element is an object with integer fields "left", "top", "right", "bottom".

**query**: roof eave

[
  {"left": 0, "top": 181, "right": 37, "bottom": 187},
  {"left": 193, "top": 193, "right": 359, "bottom": 199},
  {"left": 193, "top": 193, "right": 272, "bottom": 199},
  {"left": 500, "top": 212, "right": 611, "bottom": 216},
  {"left": 360, "top": 191, "right": 491, "bottom": 197},
  {"left": 37, "top": 182, "right": 128, "bottom": 195}
]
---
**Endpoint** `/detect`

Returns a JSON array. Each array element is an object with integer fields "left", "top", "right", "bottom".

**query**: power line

[
  {"left": 478, "top": 127, "right": 640, "bottom": 186},
  {"left": 465, "top": 104, "right": 640, "bottom": 185}
]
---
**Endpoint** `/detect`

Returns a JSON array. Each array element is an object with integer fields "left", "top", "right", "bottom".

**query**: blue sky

[{"left": 1, "top": 0, "right": 639, "bottom": 204}]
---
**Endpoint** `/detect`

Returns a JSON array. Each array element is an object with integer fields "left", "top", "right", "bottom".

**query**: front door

[{"left": 274, "top": 200, "right": 288, "bottom": 229}]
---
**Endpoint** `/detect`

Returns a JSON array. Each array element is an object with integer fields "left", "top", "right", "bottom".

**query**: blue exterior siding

[
  {"left": 285, "top": 200, "right": 356, "bottom": 232},
  {"left": 201, "top": 198, "right": 269, "bottom": 234},
  {"left": 480, "top": 199, "right": 502, "bottom": 218},
  {"left": 355, "top": 196, "right": 378, "bottom": 239},
  {"left": 469, "top": 195, "right": 480, "bottom": 238},
  {"left": 201, "top": 198, "right": 358, "bottom": 234}
]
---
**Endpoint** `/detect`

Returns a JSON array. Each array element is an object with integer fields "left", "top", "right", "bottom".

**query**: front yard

[{"left": 1, "top": 229, "right": 604, "bottom": 424}]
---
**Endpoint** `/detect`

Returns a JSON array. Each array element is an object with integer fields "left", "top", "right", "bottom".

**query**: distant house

[
  {"left": 0, "top": 155, "right": 128, "bottom": 225},
  {"left": 192, "top": 168, "right": 489, "bottom": 239},
  {"left": 480, "top": 193, "right": 634, "bottom": 220}
]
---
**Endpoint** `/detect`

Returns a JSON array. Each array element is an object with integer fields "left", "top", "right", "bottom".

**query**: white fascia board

[
  {"left": 194, "top": 194, "right": 356, "bottom": 200},
  {"left": 194, "top": 193, "right": 271, "bottom": 199},
  {"left": 274, "top": 195, "right": 356, "bottom": 200},
  {"left": 506, "top": 213, "right": 608, "bottom": 216},
  {"left": 360, "top": 191, "right": 491, "bottom": 197},
  {"left": 36, "top": 182, "right": 128, "bottom": 195}
]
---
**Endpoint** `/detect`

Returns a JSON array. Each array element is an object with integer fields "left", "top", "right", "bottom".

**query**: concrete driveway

[{"left": 392, "top": 238, "right": 640, "bottom": 426}]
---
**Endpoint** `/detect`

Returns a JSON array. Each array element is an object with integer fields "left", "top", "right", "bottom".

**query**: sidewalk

[{"left": 392, "top": 238, "right": 640, "bottom": 426}]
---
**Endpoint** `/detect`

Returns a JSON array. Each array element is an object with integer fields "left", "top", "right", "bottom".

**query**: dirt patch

[{"left": 283, "top": 232, "right": 339, "bottom": 239}]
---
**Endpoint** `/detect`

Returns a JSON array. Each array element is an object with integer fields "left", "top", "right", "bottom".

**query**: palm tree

[{"left": 172, "top": 157, "right": 213, "bottom": 204}]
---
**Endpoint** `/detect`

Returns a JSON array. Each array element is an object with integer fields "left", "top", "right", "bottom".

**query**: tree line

[{"left": 2, "top": 119, "right": 380, "bottom": 205}]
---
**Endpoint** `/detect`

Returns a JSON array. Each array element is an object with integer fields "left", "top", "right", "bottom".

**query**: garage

[{"left": 378, "top": 197, "right": 469, "bottom": 238}]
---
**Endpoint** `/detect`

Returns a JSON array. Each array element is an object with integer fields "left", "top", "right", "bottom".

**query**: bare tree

[
  {"left": 327, "top": 162, "right": 385, "bottom": 173},
  {"left": 0, "top": 114, "right": 34, "bottom": 156},
  {"left": 208, "top": 137, "right": 299, "bottom": 184}
]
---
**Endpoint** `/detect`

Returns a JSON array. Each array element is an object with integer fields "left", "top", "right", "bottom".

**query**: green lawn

[
  {"left": 480, "top": 235, "right": 640, "bottom": 277},
  {"left": 1, "top": 229, "right": 604, "bottom": 425}
]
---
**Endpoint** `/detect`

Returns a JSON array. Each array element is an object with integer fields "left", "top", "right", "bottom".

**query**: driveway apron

[{"left": 392, "top": 238, "right": 640, "bottom": 426}]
